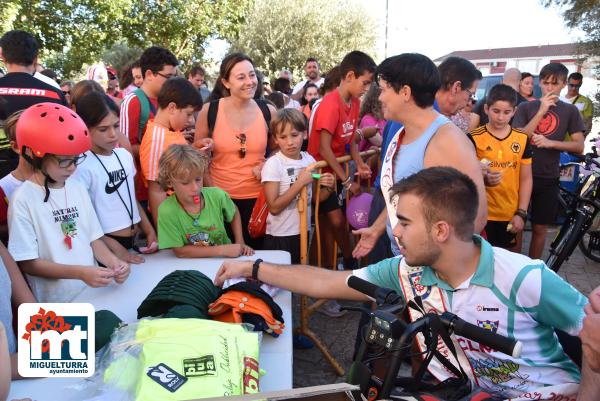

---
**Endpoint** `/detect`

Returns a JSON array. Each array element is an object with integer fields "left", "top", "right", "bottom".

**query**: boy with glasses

[
  {"left": 565, "top": 72, "right": 593, "bottom": 136},
  {"left": 120, "top": 46, "right": 178, "bottom": 206},
  {"left": 513, "top": 63, "right": 585, "bottom": 259}
]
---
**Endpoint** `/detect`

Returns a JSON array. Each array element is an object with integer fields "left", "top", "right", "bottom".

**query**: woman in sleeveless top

[{"left": 194, "top": 53, "right": 276, "bottom": 249}]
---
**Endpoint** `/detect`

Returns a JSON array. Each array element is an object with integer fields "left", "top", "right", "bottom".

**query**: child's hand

[
  {"left": 79, "top": 266, "right": 115, "bottom": 288},
  {"left": 196, "top": 137, "right": 214, "bottom": 152},
  {"left": 484, "top": 170, "right": 502, "bottom": 187},
  {"left": 347, "top": 181, "right": 361, "bottom": 196},
  {"left": 508, "top": 215, "right": 525, "bottom": 233},
  {"left": 319, "top": 173, "right": 335, "bottom": 188},
  {"left": 356, "top": 163, "right": 372, "bottom": 180},
  {"left": 531, "top": 134, "right": 553, "bottom": 149},
  {"left": 221, "top": 244, "right": 252, "bottom": 258},
  {"left": 298, "top": 167, "right": 315, "bottom": 186},
  {"left": 239, "top": 244, "right": 254, "bottom": 256},
  {"left": 110, "top": 259, "right": 131, "bottom": 284},
  {"left": 252, "top": 162, "right": 264, "bottom": 181},
  {"left": 540, "top": 92, "right": 559, "bottom": 113}
]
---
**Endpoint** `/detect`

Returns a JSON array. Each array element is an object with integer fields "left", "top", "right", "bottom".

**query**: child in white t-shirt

[
  {"left": 8, "top": 103, "right": 130, "bottom": 303},
  {"left": 72, "top": 92, "right": 157, "bottom": 258},
  {"left": 261, "top": 109, "right": 333, "bottom": 263}
]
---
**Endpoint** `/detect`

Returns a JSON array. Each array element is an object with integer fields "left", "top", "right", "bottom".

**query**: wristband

[
  {"left": 356, "top": 128, "right": 364, "bottom": 141},
  {"left": 312, "top": 173, "right": 321, "bottom": 179},
  {"left": 252, "top": 258, "right": 263, "bottom": 281},
  {"left": 515, "top": 209, "right": 528, "bottom": 220},
  {"left": 341, "top": 176, "right": 352, "bottom": 185}
]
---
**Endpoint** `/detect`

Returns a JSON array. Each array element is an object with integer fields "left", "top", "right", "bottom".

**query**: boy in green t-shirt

[{"left": 157, "top": 144, "right": 254, "bottom": 258}]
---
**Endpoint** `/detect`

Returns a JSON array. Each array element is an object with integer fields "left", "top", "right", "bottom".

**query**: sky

[{"left": 361, "top": 0, "right": 584, "bottom": 62}]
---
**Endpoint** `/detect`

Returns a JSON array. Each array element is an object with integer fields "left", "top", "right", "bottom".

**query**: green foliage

[
  {"left": 102, "top": 43, "right": 143, "bottom": 75},
  {"left": 2, "top": 0, "right": 252, "bottom": 77},
  {"left": 229, "top": 0, "right": 378, "bottom": 81}
]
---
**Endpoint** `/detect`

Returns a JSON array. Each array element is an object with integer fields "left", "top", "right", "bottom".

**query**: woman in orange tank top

[{"left": 194, "top": 53, "right": 276, "bottom": 249}]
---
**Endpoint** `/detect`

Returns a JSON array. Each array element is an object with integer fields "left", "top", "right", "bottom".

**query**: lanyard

[{"left": 91, "top": 151, "right": 134, "bottom": 231}]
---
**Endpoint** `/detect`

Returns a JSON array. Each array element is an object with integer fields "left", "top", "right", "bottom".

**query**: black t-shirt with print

[
  {"left": 512, "top": 100, "right": 585, "bottom": 179},
  {"left": 0, "top": 72, "right": 67, "bottom": 120}
]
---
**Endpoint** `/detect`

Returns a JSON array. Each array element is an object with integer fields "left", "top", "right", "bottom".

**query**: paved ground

[{"left": 291, "top": 227, "right": 600, "bottom": 387}]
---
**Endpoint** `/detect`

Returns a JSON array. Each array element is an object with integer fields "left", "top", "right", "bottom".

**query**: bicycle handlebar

[
  {"left": 440, "top": 312, "right": 522, "bottom": 358},
  {"left": 347, "top": 275, "right": 522, "bottom": 358}
]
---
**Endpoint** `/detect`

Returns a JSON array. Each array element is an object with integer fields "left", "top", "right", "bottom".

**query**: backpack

[
  {"left": 248, "top": 189, "right": 269, "bottom": 238},
  {"left": 206, "top": 98, "right": 271, "bottom": 138},
  {"left": 133, "top": 88, "right": 157, "bottom": 143}
]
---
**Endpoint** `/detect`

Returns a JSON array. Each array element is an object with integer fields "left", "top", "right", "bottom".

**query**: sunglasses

[
  {"left": 236, "top": 133, "right": 246, "bottom": 158},
  {"left": 62, "top": 90, "right": 70, "bottom": 95},
  {"left": 53, "top": 154, "right": 87, "bottom": 168},
  {"left": 568, "top": 83, "right": 582, "bottom": 88}
]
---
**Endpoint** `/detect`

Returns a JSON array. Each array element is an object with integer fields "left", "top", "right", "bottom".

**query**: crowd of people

[{"left": 1, "top": 27, "right": 600, "bottom": 400}]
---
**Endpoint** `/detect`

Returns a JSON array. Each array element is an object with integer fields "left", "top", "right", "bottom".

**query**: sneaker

[
  {"left": 293, "top": 334, "right": 314, "bottom": 349},
  {"left": 318, "top": 300, "right": 348, "bottom": 317}
]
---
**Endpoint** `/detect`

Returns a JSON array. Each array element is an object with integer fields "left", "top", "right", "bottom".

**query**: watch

[
  {"left": 515, "top": 209, "right": 528, "bottom": 220},
  {"left": 252, "top": 258, "right": 263, "bottom": 282}
]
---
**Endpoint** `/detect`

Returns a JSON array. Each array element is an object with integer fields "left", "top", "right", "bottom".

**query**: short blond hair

[{"left": 157, "top": 144, "right": 209, "bottom": 190}]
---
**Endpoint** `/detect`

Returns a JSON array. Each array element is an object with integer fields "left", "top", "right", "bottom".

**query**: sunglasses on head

[
  {"left": 53, "top": 154, "right": 87, "bottom": 168},
  {"left": 236, "top": 133, "right": 247, "bottom": 158}
]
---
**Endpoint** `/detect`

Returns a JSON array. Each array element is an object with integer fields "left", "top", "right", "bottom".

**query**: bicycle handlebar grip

[
  {"left": 346, "top": 275, "right": 379, "bottom": 299},
  {"left": 450, "top": 316, "right": 522, "bottom": 358}
]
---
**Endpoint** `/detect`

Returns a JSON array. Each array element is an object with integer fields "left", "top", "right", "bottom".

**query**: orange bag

[{"left": 248, "top": 189, "right": 268, "bottom": 238}]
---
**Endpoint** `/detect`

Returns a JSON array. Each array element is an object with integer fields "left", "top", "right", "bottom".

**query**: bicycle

[
  {"left": 546, "top": 151, "right": 600, "bottom": 272},
  {"left": 343, "top": 276, "right": 521, "bottom": 401}
]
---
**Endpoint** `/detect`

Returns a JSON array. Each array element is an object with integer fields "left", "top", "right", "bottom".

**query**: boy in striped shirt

[{"left": 140, "top": 78, "right": 202, "bottom": 224}]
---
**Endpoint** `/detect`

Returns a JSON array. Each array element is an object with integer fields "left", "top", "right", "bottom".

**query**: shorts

[
  {"left": 317, "top": 181, "right": 344, "bottom": 214},
  {"left": 264, "top": 234, "right": 302, "bottom": 264},
  {"left": 530, "top": 177, "right": 559, "bottom": 225},
  {"left": 484, "top": 221, "right": 517, "bottom": 249}
]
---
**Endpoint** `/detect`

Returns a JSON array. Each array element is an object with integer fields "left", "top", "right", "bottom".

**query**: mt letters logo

[{"left": 18, "top": 303, "right": 95, "bottom": 377}]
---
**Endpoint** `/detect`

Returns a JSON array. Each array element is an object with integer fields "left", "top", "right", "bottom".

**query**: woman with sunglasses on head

[
  {"left": 194, "top": 53, "right": 276, "bottom": 250},
  {"left": 7, "top": 103, "right": 130, "bottom": 303}
]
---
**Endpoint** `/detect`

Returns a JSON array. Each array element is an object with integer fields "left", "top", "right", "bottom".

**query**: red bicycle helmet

[{"left": 16, "top": 102, "right": 91, "bottom": 158}]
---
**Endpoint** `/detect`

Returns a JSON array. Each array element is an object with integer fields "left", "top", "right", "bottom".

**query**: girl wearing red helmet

[{"left": 7, "top": 103, "right": 130, "bottom": 303}]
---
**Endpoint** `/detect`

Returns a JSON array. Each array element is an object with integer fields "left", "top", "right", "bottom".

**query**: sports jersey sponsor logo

[
  {"left": 489, "top": 160, "right": 517, "bottom": 169},
  {"left": 477, "top": 305, "right": 499, "bottom": 312},
  {"left": 477, "top": 320, "right": 499, "bottom": 333},
  {"left": 0, "top": 87, "right": 60, "bottom": 99},
  {"left": 511, "top": 142, "right": 521, "bottom": 153},
  {"left": 458, "top": 337, "right": 495, "bottom": 354}
]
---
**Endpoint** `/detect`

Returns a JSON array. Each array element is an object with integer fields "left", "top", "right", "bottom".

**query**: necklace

[
  {"left": 37, "top": 175, "right": 73, "bottom": 250},
  {"left": 178, "top": 193, "right": 203, "bottom": 227},
  {"left": 91, "top": 150, "right": 135, "bottom": 232}
]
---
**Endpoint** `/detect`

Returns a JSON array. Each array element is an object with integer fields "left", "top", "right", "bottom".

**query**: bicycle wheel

[
  {"left": 546, "top": 212, "right": 587, "bottom": 272},
  {"left": 579, "top": 229, "right": 600, "bottom": 262}
]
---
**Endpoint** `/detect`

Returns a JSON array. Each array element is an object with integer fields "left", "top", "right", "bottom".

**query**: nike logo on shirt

[{"left": 105, "top": 169, "right": 128, "bottom": 194}]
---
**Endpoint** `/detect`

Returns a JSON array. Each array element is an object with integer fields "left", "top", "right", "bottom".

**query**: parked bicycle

[{"left": 547, "top": 150, "right": 600, "bottom": 272}]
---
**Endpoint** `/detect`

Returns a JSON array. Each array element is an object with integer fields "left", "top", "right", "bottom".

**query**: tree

[
  {"left": 229, "top": 0, "right": 378, "bottom": 81},
  {"left": 544, "top": 1, "right": 600, "bottom": 57},
  {"left": 2, "top": 0, "right": 252, "bottom": 77}
]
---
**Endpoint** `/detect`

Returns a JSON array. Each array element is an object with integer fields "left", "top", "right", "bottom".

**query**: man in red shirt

[
  {"left": 119, "top": 46, "right": 178, "bottom": 203},
  {"left": 307, "top": 50, "right": 375, "bottom": 314}
]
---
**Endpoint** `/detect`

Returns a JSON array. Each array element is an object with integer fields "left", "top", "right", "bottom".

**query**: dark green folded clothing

[{"left": 137, "top": 270, "right": 221, "bottom": 319}]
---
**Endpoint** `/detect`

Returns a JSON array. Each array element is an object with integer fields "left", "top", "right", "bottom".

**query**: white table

[{"left": 9, "top": 250, "right": 292, "bottom": 400}]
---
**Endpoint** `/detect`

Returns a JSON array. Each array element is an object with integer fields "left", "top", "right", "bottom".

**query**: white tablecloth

[{"left": 9, "top": 250, "right": 293, "bottom": 400}]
